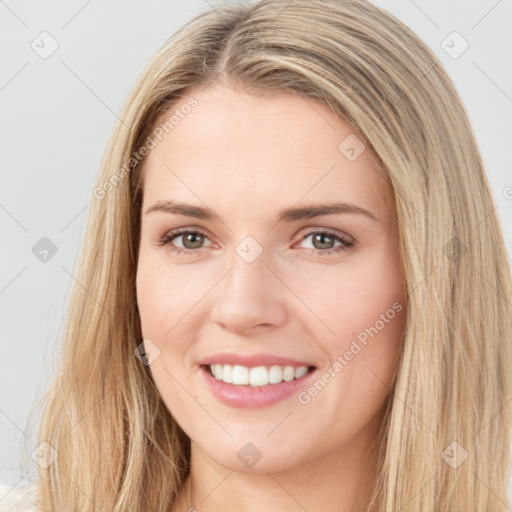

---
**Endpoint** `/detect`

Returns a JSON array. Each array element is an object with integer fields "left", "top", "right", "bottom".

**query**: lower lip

[{"left": 200, "top": 365, "right": 317, "bottom": 408}]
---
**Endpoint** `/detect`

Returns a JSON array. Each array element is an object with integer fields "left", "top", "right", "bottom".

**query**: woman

[{"left": 4, "top": 0, "right": 511, "bottom": 510}]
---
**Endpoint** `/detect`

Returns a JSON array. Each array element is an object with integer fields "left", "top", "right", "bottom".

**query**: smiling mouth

[{"left": 202, "top": 363, "right": 316, "bottom": 387}]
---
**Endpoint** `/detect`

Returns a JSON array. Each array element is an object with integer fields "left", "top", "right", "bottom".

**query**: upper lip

[{"left": 199, "top": 352, "right": 316, "bottom": 368}]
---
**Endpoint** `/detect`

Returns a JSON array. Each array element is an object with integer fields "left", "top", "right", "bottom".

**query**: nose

[{"left": 210, "top": 249, "right": 288, "bottom": 335}]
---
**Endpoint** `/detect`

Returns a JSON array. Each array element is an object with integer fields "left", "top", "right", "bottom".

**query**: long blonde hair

[{"left": 27, "top": 0, "right": 512, "bottom": 510}]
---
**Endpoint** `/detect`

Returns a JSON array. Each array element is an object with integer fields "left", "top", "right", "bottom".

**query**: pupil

[
  {"left": 314, "top": 233, "right": 333, "bottom": 250},
  {"left": 184, "top": 233, "right": 203, "bottom": 249}
]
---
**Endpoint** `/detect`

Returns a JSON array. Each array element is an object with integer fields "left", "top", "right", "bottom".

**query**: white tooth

[
  {"left": 212, "top": 364, "right": 223, "bottom": 380},
  {"left": 294, "top": 366, "right": 308, "bottom": 379},
  {"left": 212, "top": 363, "right": 309, "bottom": 386},
  {"left": 282, "top": 366, "right": 295, "bottom": 382},
  {"left": 222, "top": 364, "right": 233, "bottom": 384},
  {"left": 268, "top": 365, "right": 283, "bottom": 384},
  {"left": 249, "top": 366, "right": 269, "bottom": 386},
  {"left": 232, "top": 365, "right": 249, "bottom": 385}
]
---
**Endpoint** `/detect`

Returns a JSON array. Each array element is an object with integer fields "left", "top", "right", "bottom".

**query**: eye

[
  {"left": 295, "top": 228, "right": 354, "bottom": 256},
  {"left": 155, "top": 228, "right": 213, "bottom": 256}
]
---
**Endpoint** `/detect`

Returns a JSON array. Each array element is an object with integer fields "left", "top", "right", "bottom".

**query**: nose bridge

[
  {"left": 226, "top": 239, "right": 272, "bottom": 302},
  {"left": 211, "top": 238, "right": 287, "bottom": 332}
]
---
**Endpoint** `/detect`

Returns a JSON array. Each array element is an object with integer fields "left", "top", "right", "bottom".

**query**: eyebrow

[{"left": 145, "top": 200, "right": 379, "bottom": 222}]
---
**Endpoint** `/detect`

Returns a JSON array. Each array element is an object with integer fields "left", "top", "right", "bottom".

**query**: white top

[{"left": 0, "top": 483, "right": 40, "bottom": 511}]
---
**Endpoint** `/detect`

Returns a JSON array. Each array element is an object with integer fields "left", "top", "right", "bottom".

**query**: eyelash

[{"left": 155, "top": 227, "right": 355, "bottom": 257}]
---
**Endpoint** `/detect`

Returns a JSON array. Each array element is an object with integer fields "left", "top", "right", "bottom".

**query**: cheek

[
  {"left": 135, "top": 254, "right": 214, "bottom": 395},
  {"left": 136, "top": 263, "right": 171, "bottom": 339},
  {"left": 136, "top": 254, "right": 203, "bottom": 340},
  {"left": 289, "top": 249, "right": 405, "bottom": 348},
  {"left": 136, "top": 259, "right": 199, "bottom": 411},
  {"left": 289, "top": 249, "right": 405, "bottom": 405}
]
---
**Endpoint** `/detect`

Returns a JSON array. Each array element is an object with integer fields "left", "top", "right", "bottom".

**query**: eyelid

[
  {"left": 156, "top": 226, "right": 214, "bottom": 248},
  {"left": 295, "top": 225, "right": 355, "bottom": 245}
]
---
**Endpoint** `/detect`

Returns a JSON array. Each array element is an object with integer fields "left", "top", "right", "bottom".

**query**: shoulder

[{"left": 0, "top": 483, "right": 41, "bottom": 511}]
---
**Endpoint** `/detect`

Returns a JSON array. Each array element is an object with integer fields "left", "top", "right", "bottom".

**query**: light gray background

[{"left": 1, "top": 0, "right": 511, "bottom": 498}]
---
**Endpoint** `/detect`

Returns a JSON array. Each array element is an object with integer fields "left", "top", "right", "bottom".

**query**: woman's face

[{"left": 136, "top": 83, "right": 406, "bottom": 473}]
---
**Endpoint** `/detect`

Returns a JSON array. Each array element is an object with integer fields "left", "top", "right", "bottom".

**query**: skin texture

[{"left": 136, "top": 82, "right": 406, "bottom": 512}]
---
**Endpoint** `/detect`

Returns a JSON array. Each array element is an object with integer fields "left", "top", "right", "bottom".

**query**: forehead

[{"left": 140, "top": 84, "right": 392, "bottom": 221}]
